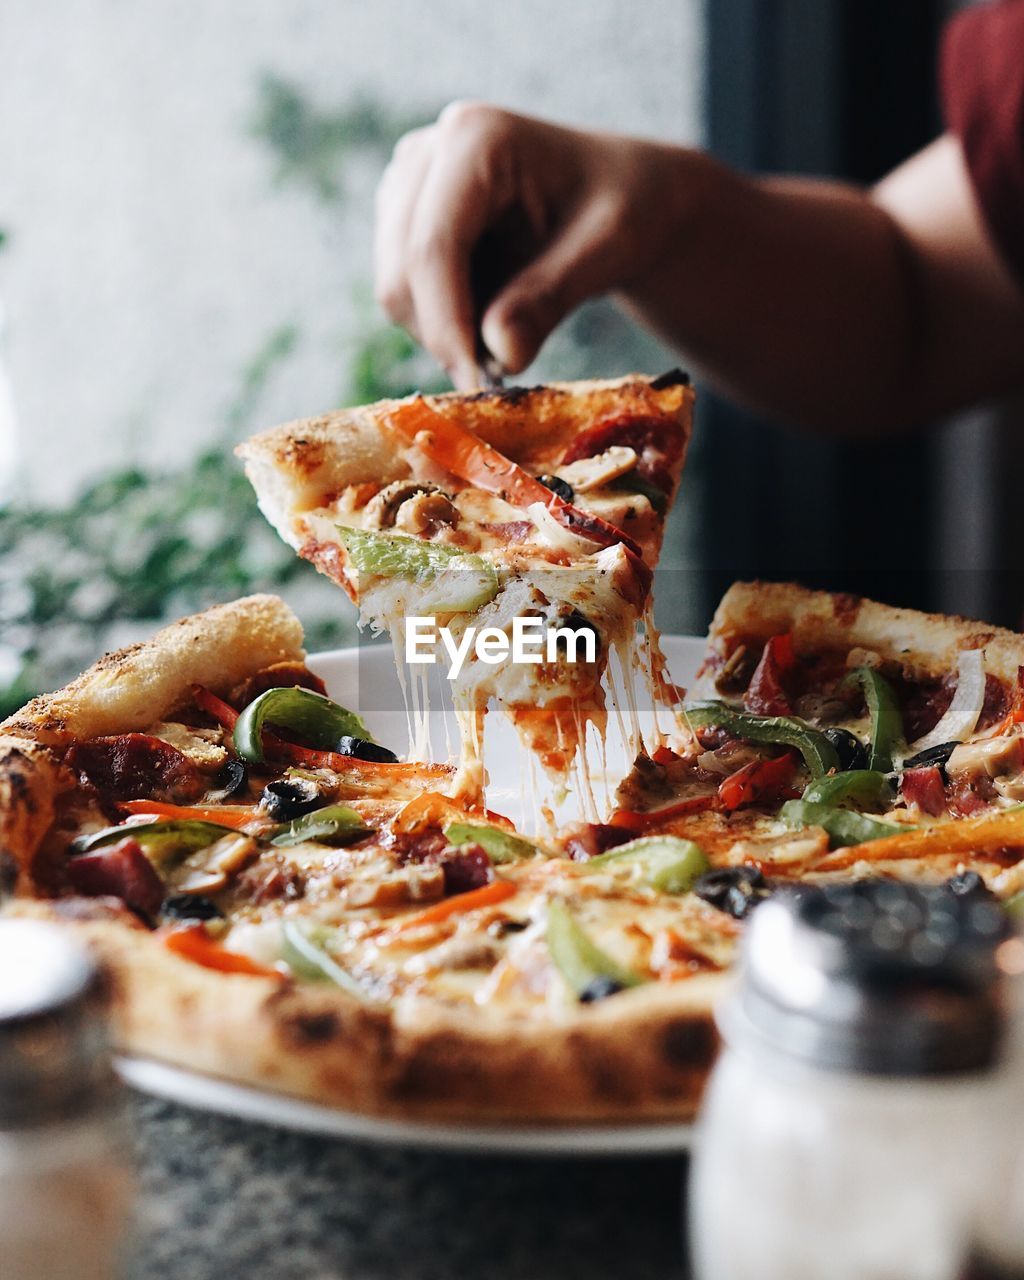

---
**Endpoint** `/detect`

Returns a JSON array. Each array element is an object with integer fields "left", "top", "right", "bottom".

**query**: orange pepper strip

[
  {"left": 812, "top": 806, "right": 1024, "bottom": 873},
  {"left": 386, "top": 398, "right": 651, "bottom": 589},
  {"left": 163, "top": 926, "right": 282, "bottom": 978},
  {"left": 118, "top": 799, "right": 258, "bottom": 829},
  {"left": 389, "top": 880, "right": 516, "bottom": 932},
  {"left": 273, "top": 739, "right": 453, "bottom": 782},
  {"left": 389, "top": 791, "right": 515, "bottom": 835},
  {"left": 191, "top": 686, "right": 453, "bottom": 783}
]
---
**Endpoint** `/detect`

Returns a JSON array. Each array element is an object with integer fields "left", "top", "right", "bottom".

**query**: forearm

[
  {"left": 621, "top": 144, "right": 1024, "bottom": 434},
  {"left": 376, "top": 107, "right": 1024, "bottom": 421}
]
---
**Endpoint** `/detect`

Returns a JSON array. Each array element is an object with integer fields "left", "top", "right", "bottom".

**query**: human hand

[{"left": 374, "top": 102, "right": 691, "bottom": 389}]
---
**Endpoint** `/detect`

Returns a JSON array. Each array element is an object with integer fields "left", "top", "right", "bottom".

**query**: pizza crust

[
  {"left": 237, "top": 374, "right": 695, "bottom": 571},
  {"left": 703, "top": 580, "right": 1024, "bottom": 684},
  {"left": 30, "top": 908, "right": 721, "bottom": 1122},
  {"left": 1, "top": 594, "right": 305, "bottom": 748}
]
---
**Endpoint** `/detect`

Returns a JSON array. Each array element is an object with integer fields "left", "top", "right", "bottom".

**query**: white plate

[
  {"left": 119, "top": 634, "right": 707, "bottom": 1155},
  {"left": 117, "top": 1057, "right": 694, "bottom": 1156},
  {"left": 306, "top": 632, "right": 708, "bottom": 832}
]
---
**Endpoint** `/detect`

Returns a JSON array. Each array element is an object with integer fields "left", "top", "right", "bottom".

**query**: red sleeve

[{"left": 942, "top": 0, "right": 1024, "bottom": 291}]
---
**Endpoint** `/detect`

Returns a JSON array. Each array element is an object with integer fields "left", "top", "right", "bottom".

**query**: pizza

[
  {"left": 236, "top": 373, "right": 693, "bottom": 803},
  {"left": 5, "top": 361, "right": 1024, "bottom": 1126},
  {"left": 0, "top": 594, "right": 723, "bottom": 1122},
  {"left": 4, "top": 580, "right": 1024, "bottom": 1122},
  {"left": 610, "top": 580, "right": 1024, "bottom": 902}
]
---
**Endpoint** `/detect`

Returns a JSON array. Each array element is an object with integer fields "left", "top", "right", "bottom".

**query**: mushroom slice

[
  {"left": 346, "top": 864, "right": 446, "bottom": 908},
  {"left": 557, "top": 446, "right": 638, "bottom": 492},
  {"left": 404, "top": 933, "right": 502, "bottom": 975},
  {"left": 176, "top": 834, "right": 258, "bottom": 896},
  {"left": 394, "top": 489, "right": 461, "bottom": 537},
  {"left": 364, "top": 480, "right": 442, "bottom": 529}
]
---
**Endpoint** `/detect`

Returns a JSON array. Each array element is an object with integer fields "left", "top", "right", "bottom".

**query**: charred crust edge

[{"left": 649, "top": 367, "right": 692, "bottom": 390}]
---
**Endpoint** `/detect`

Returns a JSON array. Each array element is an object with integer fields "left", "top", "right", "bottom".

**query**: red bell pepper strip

[
  {"left": 744, "top": 633, "right": 796, "bottom": 717},
  {"left": 118, "top": 799, "right": 258, "bottom": 829},
  {"left": 717, "top": 750, "right": 799, "bottom": 812},
  {"left": 163, "top": 926, "right": 282, "bottom": 978},
  {"left": 609, "top": 793, "right": 718, "bottom": 830},
  {"left": 385, "top": 398, "right": 652, "bottom": 598},
  {"left": 192, "top": 684, "right": 239, "bottom": 728},
  {"left": 192, "top": 686, "right": 453, "bottom": 784}
]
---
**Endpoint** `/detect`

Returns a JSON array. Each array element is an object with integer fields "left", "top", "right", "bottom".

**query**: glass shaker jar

[
  {"left": 690, "top": 880, "right": 1024, "bottom": 1280},
  {"left": 0, "top": 919, "right": 134, "bottom": 1280}
]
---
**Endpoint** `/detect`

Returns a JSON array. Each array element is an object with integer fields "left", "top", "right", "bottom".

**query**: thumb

[{"left": 481, "top": 202, "right": 620, "bottom": 373}]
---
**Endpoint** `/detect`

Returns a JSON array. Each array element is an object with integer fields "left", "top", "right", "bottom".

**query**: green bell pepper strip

[
  {"left": 684, "top": 702, "right": 840, "bottom": 779},
  {"left": 610, "top": 471, "right": 668, "bottom": 515},
  {"left": 546, "top": 900, "right": 645, "bottom": 999},
  {"left": 780, "top": 799, "right": 903, "bottom": 849},
  {"left": 233, "top": 687, "right": 372, "bottom": 765},
  {"left": 843, "top": 666, "right": 903, "bottom": 772},
  {"left": 72, "top": 819, "right": 234, "bottom": 860},
  {"left": 583, "top": 836, "right": 709, "bottom": 894},
  {"left": 280, "top": 921, "right": 369, "bottom": 1000},
  {"left": 271, "top": 805, "right": 372, "bottom": 848},
  {"left": 337, "top": 526, "right": 499, "bottom": 613},
  {"left": 1005, "top": 891, "right": 1024, "bottom": 921},
  {"left": 443, "top": 821, "right": 538, "bottom": 863},
  {"left": 801, "top": 770, "right": 893, "bottom": 810}
]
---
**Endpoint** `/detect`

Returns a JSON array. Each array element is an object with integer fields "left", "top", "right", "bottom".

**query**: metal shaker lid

[
  {"left": 725, "top": 881, "right": 1020, "bottom": 1076},
  {"left": 0, "top": 920, "right": 113, "bottom": 1125}
]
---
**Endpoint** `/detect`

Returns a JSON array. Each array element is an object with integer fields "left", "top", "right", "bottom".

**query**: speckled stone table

[{"left": 123, "top": 1092, "right": 692, "bottom": 1280}]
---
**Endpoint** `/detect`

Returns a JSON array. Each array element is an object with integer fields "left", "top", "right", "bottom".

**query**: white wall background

[{"left": 0, "top": 0, "right": 704, "bottom": 502}]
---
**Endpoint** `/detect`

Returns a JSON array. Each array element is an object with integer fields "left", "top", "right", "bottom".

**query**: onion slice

[
  {"left": 908, "top": 649, "right": 987, "bottom": 754},
  {"left": 526, "top": 502, "right": 603, "bottom": 557}
]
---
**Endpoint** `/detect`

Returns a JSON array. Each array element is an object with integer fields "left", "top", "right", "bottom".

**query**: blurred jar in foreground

[
  {"left": 690, "top": 881, "right": 1024, "bottom": 1280},
  {"left": 0, "top": 919, "right": 133, "bottom": 1280},
  {"left": 959, "top": 1095, "right": 1024, "bottom": 1279}
]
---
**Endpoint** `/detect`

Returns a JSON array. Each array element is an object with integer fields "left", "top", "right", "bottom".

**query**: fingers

[
  {"left": 482, "top": 196, "right": 627, "bottom": 372},
  {"left": 375, "top": 103, "right": 520, "bottom": 389},
  {"left": 374, "top": 126, "right": 435, "bottom": 340}
]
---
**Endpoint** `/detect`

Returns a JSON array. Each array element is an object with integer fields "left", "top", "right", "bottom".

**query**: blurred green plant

[
  {"left": 252, "top": 74, "right": 426, "bottom": 201},
  {"left": 0, "top": 321, "right": 353, "bottom": 717}
]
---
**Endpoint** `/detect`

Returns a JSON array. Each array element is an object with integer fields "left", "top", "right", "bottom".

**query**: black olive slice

[
  {"left": 902, "top": 742, "right": 960, "bottom": 772},
  {"left": 822, "top": 727, "right": 869, "bottom": 772},
  {"left": 205, "top": 758, "right": 247, "bottom": 803},
  {"left": 535, "top": 474, "right": 575, "bottom": 503},
  {"left": 162, "top": 895, "right": 224, "bottom": 921},
  {"left": 335, "top": 737, "right": 399, "bottom": 764},
  {"left": 694, "top": 865, "right": 771, "bottom": 920},
  {"left": 579, "top": 975, "right": 626, "bottom": 1003},
  {"left": 945, "top": 871, "right": 994, "bottom": 902},
  {"left": 260, "top": 777, "right": 323, "bottom": 820}
]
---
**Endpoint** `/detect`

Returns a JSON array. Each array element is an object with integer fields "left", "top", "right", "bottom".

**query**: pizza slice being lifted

[{"left": 238, "top": 373, "right": 694, "bottom": 806}]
